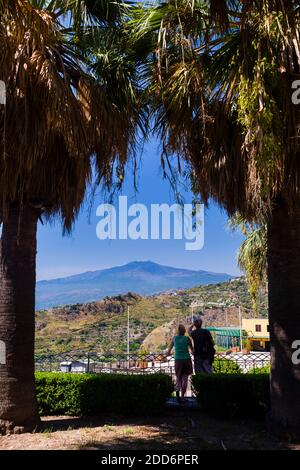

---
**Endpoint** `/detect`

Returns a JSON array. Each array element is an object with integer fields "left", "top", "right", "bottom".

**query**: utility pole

[
  {"left": 225, "top": 310, "right": 229, "bottom": 349},
  {"left": 127, "top": 306, "right": 130, "bottom": 368},
  {"left": 190, "top": 299, "right": 205, "bottom": 323},
  {"left": 239, "top": 306, "right": 243, "bottom": 352}
]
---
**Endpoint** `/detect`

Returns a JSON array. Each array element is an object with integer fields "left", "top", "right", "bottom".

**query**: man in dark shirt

[{"left": 188, "top": 317, "right": 215, "bottom": 373}]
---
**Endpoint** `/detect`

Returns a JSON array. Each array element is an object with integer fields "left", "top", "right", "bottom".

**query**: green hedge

[
  {"left": 192, "top": 373, "right": 270, "bottom": 418},
  {"left": 247, "top": 364, "right": 270, "bottom": 374},
  {"left": 35, "top": 372, "right": 173, "bottom": 416},
  {"left": 213, "top": 358, "right": 242, "bottom": 374}
]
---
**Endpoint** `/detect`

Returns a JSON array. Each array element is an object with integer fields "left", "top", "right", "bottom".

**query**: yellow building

[{"left": 242, "top": 318, "right": 270, "bottom": 351}]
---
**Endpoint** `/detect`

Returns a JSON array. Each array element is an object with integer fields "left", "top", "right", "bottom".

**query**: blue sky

[{"left": 37, "top": 137, "right": 244, "bottom": 281}]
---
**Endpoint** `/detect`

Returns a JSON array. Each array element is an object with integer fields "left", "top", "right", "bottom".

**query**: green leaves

[
  {"left": 229, "top": 214, "right": 267, "bottom": 311},
  {"left": 0, "top": 1, "right": 145, "bottom": 230},
  {"left": 129, "top": 1, "right": 300, "bottom": 221},
  {"left": 192, "top": 373, "right": 270, "bottom": 418},
  {"left": 237, "top": 224, "right": 267, "bottom": 311},
  {"left": 35, "top": 372, "right": 173, "bottom": 415},
  {"left": 2, "top": 1, "right": 300, "bottom": 227}
]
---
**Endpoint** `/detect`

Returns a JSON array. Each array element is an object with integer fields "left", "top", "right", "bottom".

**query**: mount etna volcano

[{"left": 36, "top": 261, "right": 233, "bottom": 309}]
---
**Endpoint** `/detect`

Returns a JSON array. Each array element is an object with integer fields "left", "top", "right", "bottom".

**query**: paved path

[{"left": 166, "top": 397, "right": 200, "bottom": 409}]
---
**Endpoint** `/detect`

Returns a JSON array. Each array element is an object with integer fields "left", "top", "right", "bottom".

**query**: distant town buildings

[
  {"left": 206, "top": 318, "right": 270, "bottom": 352},
  {"left": 60, "top": 359, "right": 96, "bottom": 373},
  {"left": 242, "top": 318, "right": 270, "bottom": 351}
]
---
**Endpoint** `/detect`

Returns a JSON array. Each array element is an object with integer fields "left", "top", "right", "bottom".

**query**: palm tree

[
  {"left": 229, "top": 215, "right": 267, "bottom": 311},
  {"left": 133, "top": 0, "right": 300, "bottom": 438},
  {"left": 0, "top": 0, "right": 143, "bottom": 433}
]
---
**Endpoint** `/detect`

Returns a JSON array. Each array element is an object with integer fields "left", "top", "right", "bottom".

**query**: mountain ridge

[
  {"left": 38, "top": 260, "right": 232, "bottom": 283},
  {"left": 36, "top": 261, "right": 234, "bottom": 310}
]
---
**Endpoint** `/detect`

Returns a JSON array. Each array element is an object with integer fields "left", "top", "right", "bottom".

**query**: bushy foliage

[
  {"left": 213, "top": 358, "right": 242, "bottom": 374},
  {"left": 247, "top": 365, "right": 270, "bottom": 375},
  {"left": 35, "top": 372, "right": 173, "bottom": 416},
  {"left": 192, "top": 373, "right": 270, "bottom": 418}
]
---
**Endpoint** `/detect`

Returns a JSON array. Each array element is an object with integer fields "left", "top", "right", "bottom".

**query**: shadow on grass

[
  {"left": 36, "top": 408, "right": 203, "bottom": 433},
  {"left": 77, "top": 436, "right": 219, "bottom": 451},
  {"left": 34, "top": 409, "right": 289, "bottom": 450}
]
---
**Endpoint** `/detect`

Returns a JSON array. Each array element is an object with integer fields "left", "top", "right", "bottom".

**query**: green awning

[{"left": 206, "top": 327, "right": 241, "bottom": 337}]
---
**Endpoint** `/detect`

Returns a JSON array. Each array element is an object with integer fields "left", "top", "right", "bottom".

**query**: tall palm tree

[
  {"left": 133, "top": 0, "right": 300, "bottom": 438},
  {"left": 0, "top": 0, "right": 143, "bottom": 433}
]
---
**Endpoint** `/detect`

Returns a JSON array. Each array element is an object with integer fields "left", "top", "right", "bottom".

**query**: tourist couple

[{"left": 166, "top": 317, "right": 215, "bottom": 403}]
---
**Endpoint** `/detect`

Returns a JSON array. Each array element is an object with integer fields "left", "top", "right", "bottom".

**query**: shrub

[
  {"left": 192, "top": 373, "right": 270, "bottom": 418},
  {"left": 247, "top": 364, "right": 270, "bottom": 374},
  {"left": 35, "top": 372, "right": 173, "bottom": 416},
  {"left": 213, "top": 358, "right": 242, "bottom": 374}
]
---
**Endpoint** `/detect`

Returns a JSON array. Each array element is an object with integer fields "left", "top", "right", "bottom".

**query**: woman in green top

[{"left": 167, "top": 324, "right": 193, "bottom": 403}]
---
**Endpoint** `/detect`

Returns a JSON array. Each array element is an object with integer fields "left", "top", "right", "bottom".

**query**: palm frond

[
  {"left": 133, "top": 0, "right": 300, "bottom": 220},
  {"left": 0, "top": 0, "right": 144, "bottom": 229}
]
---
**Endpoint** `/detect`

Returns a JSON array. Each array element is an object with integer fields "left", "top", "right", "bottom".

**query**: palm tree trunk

[
  {"left": 0, "top": 203, "right": 40, "bottom": 434},
  {"left": 267, "top": 198, "right": 300, "bottom": 440}
]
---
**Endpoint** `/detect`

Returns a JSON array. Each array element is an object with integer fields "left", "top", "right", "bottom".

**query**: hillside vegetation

[{"left": 35, "top": 278, "right": 268, "bottom": 355}]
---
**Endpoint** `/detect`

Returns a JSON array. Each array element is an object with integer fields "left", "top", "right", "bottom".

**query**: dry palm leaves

[
  {"left": 133, "top": 0, "right": 300, "bottom": 220},
  {"left": 0, "top": 0, "right": 142, "bottom": 229}
]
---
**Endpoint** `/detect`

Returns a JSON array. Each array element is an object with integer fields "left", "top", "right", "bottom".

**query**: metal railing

[
  {"left": 35, "top": 351, "right": 270, "bottom": 397},
  {"left": 35, "top": 352, "right": 176, "bottom": 375}
]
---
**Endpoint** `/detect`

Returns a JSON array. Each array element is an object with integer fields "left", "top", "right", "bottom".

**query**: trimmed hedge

[
  {"left": 247, "top": 364, "right": 270, "bottom": 375},
  {"left": 213, "top": 358, "right": 242, "bottom": 374},
  {"left": 192, "top": 373, "right": 270, "bottom": 418},
  {"left": 35, "top": 372, "right": 173, "bottom": 416}
]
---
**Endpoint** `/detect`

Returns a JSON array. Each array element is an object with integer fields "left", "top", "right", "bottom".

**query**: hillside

[
  {"left": 35, "top": 277, "right": 268, "bottom": 355},
  {"left": 36, "top": 261, "right": 232, "bottom": 309}
]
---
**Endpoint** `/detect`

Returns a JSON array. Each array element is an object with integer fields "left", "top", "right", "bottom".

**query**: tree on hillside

[
  {"left": 132, "top": 0, "right": 300, "bottom": 438},
  {"left": 0, "top": 0, "right": 143, "bottom": 433}
]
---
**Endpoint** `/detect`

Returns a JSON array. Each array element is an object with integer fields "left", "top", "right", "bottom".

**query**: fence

[{"left": 35, "top": 351, "right": 270, "bottom": 397}]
